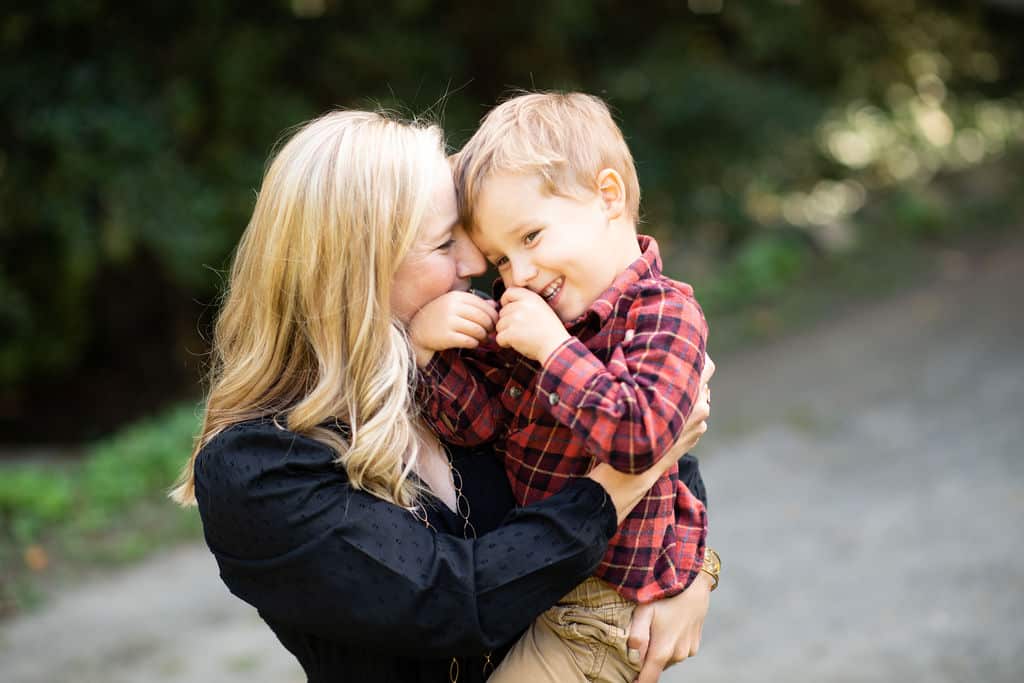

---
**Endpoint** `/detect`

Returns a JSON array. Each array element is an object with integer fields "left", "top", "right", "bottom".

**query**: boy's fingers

[
  {"left": 451, "top": 318, "right": 490, "bottom": 341},
  {"left": 446, "top": 332, "right": 482, "bottom": 349},
  {"left": 499, "top": 286, "right": 535, "bottom": 306},
  {"left": 449, "top": 291, "right": 498, "bottom": 324},
  {"left": 476, "top": 299, "right": 500, "bottom": 324},
  {"left": 496, "top": 301, "right": 524, "bottom": 326},
  {"left": 459, "top": 301, "right": 498, "bottom": 330},
  {"left": 482, "top": 300, "right": 501, "bottom": 325}
]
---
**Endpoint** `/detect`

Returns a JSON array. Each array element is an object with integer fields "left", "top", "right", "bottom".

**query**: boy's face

[{"left": 471, "top": 171, "right": 635, "bottom": 323}]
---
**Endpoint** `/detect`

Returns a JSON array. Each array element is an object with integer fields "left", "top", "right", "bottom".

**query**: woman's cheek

[{"left": 436, "top": 252, "right": 460, "bottom": 294}]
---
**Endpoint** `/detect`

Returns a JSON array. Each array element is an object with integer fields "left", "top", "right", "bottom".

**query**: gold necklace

[{"left": 409, "top": 445, "right": 493, "bottom": 682}]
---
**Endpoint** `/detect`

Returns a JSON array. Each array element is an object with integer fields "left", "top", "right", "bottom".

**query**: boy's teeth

[{"left": 541, "top": 278, "right": 563, "bottom": 301}]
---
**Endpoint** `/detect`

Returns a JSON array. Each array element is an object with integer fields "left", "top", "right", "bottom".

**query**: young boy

[{"left": 410, "top": 92, "right": 715, "bottom": 682}]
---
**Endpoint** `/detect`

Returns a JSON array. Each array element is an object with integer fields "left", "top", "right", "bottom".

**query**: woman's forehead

[{"left": 419, "top": 166, "right": 458, "bottom": 239}]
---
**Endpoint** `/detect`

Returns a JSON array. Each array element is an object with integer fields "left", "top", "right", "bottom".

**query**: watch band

[{"left": 700, "top": 547, "right": 720, "bottom": 591}]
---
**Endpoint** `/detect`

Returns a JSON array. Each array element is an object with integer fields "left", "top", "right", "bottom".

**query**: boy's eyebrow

[{"left": 503, "top": 219, "right": 543, "bottom": 237}]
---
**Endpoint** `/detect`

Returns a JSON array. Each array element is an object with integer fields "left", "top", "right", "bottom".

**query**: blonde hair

[
  {"left": 452, "top": 91, "right": 640, "bottom": 230},
  {"left": 171, "top": 110, "right": 445, "bottom": 508}
]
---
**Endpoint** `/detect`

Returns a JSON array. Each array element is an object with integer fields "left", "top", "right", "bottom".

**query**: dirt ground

[{"left": 2, "top": 237, "right": 1021, "bottom": 683}]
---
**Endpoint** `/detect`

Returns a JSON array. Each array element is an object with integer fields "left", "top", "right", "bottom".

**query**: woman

[{"left": 172, "top": 110, "right": 714, "bottom": 682}]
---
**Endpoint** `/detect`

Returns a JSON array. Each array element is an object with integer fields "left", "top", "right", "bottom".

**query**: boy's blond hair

[{"left": 453, "top": 92, "right": 640, "bottom": 230}]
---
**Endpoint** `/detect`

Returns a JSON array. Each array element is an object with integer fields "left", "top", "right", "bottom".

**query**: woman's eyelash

[{"left": 438, "top": 238, "right": 455, "bottom": 250}]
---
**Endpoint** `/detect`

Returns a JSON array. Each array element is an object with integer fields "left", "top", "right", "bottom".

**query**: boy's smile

[
  {"left": 471, "top": 171, "right": 641, "bottom": 323},
  {"left": 539, "top": 276, "right": 563, "bottom": 304}
]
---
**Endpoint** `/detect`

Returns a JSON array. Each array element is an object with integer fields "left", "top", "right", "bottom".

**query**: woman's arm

[
  {"left": 194, "top": 422, "right": 616, "bottom": 657},
  {"left": 625, "top": 356, "right": 716, "bottom": 682}
]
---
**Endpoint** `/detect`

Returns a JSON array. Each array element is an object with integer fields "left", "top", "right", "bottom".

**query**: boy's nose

[{"left": 509, "top": 258, "right": 537, "bottom": 287}]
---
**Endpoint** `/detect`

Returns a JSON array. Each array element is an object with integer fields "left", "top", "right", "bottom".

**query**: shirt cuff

[
  {"left": 556, "top": 477, "right": 618, "bottom": 540},
  {"left": 536, "top": 336, "right": 607, "bottom": 422}
]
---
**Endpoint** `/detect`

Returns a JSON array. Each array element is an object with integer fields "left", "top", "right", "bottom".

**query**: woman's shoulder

[
  {"left": 194, "top": 417, "right": 350, "bottom": 559},
  {"left": 195, "top": 418, "right": 343, "bottom": 505},
  {"left": 199, "top": 417, "right": 336, "bottom": 467}
]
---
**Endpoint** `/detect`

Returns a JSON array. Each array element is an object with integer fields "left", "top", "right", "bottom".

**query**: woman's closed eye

[{"left": 437, "top": 238, "right": 456, "bottom": 251}]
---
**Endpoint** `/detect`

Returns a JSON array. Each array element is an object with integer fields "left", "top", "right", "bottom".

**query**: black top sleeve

[
  {"left": 194, "top": 421, "right": 617, "bottom": 657},
  {"left": 678, "top": 453, "right": 708, "bottom": 509}
]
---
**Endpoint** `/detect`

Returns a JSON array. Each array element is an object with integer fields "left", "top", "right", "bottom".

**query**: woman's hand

[
  {"left": 627, "top": 571, "right": 714, "bottom": 683},
  {"left": 586, "top": 354, "right": 715, "bottom": 523}
]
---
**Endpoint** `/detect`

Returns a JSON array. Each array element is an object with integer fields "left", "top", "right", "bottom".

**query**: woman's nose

[{"left": 454, "top": 226, "right": 487, "bottom": 279}]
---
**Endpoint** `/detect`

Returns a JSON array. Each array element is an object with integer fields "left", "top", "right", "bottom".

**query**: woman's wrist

[
  {"left": 699, "top": 547, "right": 720, "bottom": 591},
  {"left": 585, "top": 463, "right": 648, "bottom": 525},
  {"left": 694, "top": 567, "right": 715, "bottom": 591},
  {"left": 561, "top": 477, "right": 618, "bottom": 538}
]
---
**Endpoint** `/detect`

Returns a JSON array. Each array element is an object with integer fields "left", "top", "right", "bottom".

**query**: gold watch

[{"left": 700, "top": 547, "right": 720, "bottom": 591}]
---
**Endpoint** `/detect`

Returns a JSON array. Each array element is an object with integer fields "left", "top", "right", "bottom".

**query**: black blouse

[{"left": 193, "top": 419, "right": 621, "bottom": 682}]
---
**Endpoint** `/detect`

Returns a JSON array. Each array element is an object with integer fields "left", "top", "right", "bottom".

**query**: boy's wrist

[
  {"left": 535, "top": 329, "right": 572, "bottom": 365},
  {"left": 413, "top": 344, "right": 436, "bottom": 369}
]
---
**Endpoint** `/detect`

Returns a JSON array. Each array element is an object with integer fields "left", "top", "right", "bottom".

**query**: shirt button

[
  {"left": 509, "top": 386, "right": 523, "bottom": 399},
  {"left": 548, "top": 392, "right": 559, "bottom": 406}
]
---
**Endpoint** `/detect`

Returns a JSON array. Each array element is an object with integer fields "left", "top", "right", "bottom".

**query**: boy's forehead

[{"left": 475, "top": 172, "right": 547, "bottom": 219}]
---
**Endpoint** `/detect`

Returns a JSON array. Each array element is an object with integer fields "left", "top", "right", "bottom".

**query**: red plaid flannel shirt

[{"left": 421, "top": 236, "right": 708, "bottom": 602}]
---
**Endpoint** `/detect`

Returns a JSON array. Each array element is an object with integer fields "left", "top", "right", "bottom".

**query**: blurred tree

[{"left": 1, "top": 0, "right": 1021, "bottom": 440}]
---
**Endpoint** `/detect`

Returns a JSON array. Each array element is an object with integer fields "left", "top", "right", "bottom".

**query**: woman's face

[{"left": 391, "top": 160, "right": 488, "bottom": 325}]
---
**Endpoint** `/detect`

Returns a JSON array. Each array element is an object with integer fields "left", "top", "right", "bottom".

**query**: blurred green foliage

[
  {"left": 2, "top": 1, "right": 1023, "bottom": 417},
  {"left": 79, "top": 404, "right": 200, "bottom": 527},
  {"left": 0, "top": 403, "right": 199, "bottom": 545},
  {"left": 0, "top": 402, "right": 202, "bottom": 615},
  {"left": 701, "top": 234, "right": 811, "bottom": 313},
  {"left": 0, "top": 467, "right": 74, "bottom": 543}
]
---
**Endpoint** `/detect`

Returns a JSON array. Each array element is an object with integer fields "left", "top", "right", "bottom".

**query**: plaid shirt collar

[{"left": 490, "top": 234, "right": 663, "bottom": 332}]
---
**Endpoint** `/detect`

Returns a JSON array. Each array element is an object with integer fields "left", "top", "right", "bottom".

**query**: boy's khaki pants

[{"left": 489, "top": 577, "right": 641, "bottom": 683}]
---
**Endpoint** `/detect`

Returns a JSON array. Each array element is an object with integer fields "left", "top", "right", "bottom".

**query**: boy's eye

[
  {"left": 493, "top": 255, "right": 509, "bottom": 268},
  {"left": 523, "top": 230, "right": 540, "bottom": 245}
]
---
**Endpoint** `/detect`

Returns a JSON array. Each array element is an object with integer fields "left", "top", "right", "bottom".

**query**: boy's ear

[{"left": 596, "top": 168, "right": 626, "bottom": 219}]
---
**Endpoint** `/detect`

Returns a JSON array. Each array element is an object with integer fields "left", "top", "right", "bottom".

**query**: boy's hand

[
  {"left": 407, "top": 291, "right": 498, "bottom": 368},
  {"left": 496, "top": 287, "right": 570, "bottom": 363}
]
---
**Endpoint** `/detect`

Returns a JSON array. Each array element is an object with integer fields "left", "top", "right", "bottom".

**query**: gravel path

[
  {"left": 674, "top": 238, "right": 1024, "bottom": 683},
  {"left": 2, "top": 238, "right": 1021, "bottom": 683}
]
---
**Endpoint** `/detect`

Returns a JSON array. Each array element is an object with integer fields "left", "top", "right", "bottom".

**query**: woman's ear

[{"left": 596, "top": 168, "right": 626, "bottom": 220}]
